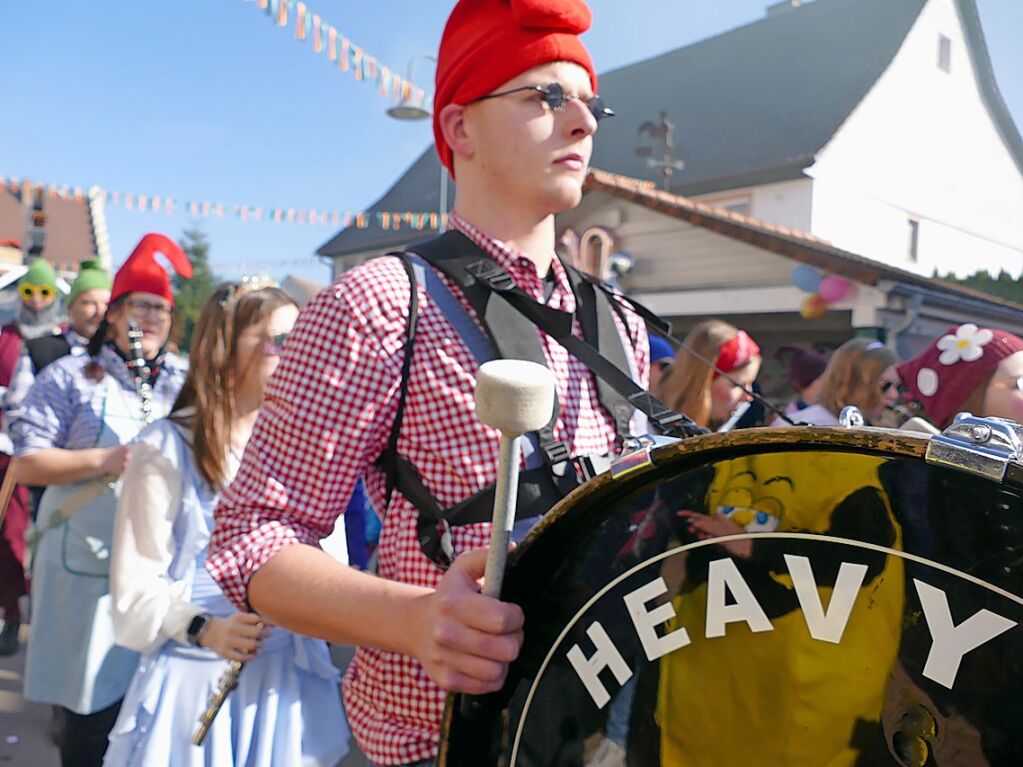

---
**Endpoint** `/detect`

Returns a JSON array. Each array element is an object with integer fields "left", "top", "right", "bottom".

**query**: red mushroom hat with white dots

[{"left": 897, "top": 323, "right": 1023, "bottom": 428}]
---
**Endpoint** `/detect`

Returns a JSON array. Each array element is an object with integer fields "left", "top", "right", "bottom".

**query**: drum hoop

[{"left": 505, "top": 532, "right": 1023, "bottom": 766}]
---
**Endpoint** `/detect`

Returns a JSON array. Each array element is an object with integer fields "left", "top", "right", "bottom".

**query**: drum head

[{"left": 440, "top": 428, "right": 1023, "bottom": 767}]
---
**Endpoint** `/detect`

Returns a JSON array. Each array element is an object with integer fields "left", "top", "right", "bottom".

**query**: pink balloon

[{"left": 818, "top": 275, "right": 855, "bottom": 303}]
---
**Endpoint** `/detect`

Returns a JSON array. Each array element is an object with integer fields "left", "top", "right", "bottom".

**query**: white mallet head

[{"left": 474, "top": 360, "right": 556, "bottom": 437}]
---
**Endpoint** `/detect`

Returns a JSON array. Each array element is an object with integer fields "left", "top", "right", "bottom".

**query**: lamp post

[{"left": 387, "top": 54, "right": 448, "bottom": 233}]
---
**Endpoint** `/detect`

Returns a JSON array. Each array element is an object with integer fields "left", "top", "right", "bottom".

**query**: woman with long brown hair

[
  {"left": 106, "top": 282, "right": 349, "bottom": 766},
  {"left": 654, "top": 319, "right": 762, "bottom": 431},
  {"left": 773, "top": 337, "right": 900, "bottom": 426}
]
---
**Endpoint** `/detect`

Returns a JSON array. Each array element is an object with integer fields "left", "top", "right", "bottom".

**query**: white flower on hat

[{"left": 936, "top": 324, "right": 993, "bottom": 365}]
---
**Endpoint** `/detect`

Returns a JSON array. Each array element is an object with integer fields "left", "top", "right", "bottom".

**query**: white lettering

[
  {"left": 915, "top": 579, "right": 1017, "bottom": 689},
  {"left": 566, "top": 622, "right": 633, "bottom": 708},
  {"left": 623, "top": 577, "right": 691, "bottom": 661},
  {"left": 705, "top": 558, "right": 774, "bottom": 638},
  {"left": 785, "top": 554, "right": 867, "bottom": 644}
]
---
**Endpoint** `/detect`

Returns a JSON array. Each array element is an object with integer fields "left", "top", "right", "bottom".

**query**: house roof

[
  {"left": 320, "top": 0, "right": 934, "bottom": 260},
  {"left": 0, "top": 183, "right": 101, "bottom": 273},
  {"left": 584, "top": 168, "right": 1023, "bottom": 316}
]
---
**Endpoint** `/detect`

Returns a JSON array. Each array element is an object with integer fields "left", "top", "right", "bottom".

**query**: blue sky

[{"left": 2, "top": 1, "right": 1020, "bottom": 285}]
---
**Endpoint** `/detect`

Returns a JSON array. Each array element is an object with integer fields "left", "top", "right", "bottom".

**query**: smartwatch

[{"left": 186, "top": 613, "right": 213, "bottom": 647}]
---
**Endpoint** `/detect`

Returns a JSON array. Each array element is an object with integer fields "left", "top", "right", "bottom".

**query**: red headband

[{"left": 715, "top": 331, "right": 760, "bottom": 376}]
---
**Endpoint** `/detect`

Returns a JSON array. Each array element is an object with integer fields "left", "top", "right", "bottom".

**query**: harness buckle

[
  {"left": 543, "top": 441, "right": 571, "bottom": 465},
  {"left": 466, "top": 260, "right": 515, "bottom": 292}
]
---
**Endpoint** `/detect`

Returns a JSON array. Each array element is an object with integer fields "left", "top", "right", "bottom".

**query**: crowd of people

[{"left": 1, "top": 1, "right": 1022, "bottom": 766}]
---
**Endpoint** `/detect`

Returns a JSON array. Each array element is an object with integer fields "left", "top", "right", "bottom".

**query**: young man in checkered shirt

[{"left": 207, "top": 1, "right": 648, "bottom": 764}]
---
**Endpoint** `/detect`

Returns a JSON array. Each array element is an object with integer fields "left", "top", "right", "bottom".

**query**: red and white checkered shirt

[{"left": 207, "top": 213, "right": 649, "bottom": 766}]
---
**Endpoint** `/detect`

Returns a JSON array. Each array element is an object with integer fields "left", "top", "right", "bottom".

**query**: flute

[
  {"left": 126, "top": 320, "right": 155, "bottom": 425},
  {"left": 192, "top": 660, "right": 244, "bottom": 746}
]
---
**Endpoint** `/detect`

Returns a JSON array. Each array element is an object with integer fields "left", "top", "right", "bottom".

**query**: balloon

[
  {"left": 800, "top": 294, "right": 828, "bottom": 320},
  {"left": 818, "top": 275, "right": 856, "bottom": 304},
  {"left": 791, "top": 265, "right": 823, "bottom": 293}
]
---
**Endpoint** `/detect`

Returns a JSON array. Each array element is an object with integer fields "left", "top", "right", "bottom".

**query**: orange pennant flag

[
  {"left": 296, "top": 3, "right": 306, "bottom": 39},
  {"left": 328, "top": 26, "right": 337, "bottom": 60}
]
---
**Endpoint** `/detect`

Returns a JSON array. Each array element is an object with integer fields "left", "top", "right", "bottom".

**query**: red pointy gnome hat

[
  {"left": 433, "top": 0, "right": 597, "bottom": 176},
  {"left": 110, "top": 233, "right": 193, "bottom": 305}
]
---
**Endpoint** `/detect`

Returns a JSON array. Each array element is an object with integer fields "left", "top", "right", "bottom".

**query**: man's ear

[{"left": 439, "top": 103, "right": 474, "bottom": 163}]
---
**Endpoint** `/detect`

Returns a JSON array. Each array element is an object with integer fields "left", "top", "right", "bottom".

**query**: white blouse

[{"left": 110, "top": 430, "right": 239, "bottom": 655}]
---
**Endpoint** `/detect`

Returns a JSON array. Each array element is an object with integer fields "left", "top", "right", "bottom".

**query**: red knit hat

[
  {"left": 433, "top": 0, "right": 598, "bottom": 176},
  {"left": 897, "top": 323, "right": 1023, "bottom": 427},
  {"left": 110, "top": 233, "right": 193, "bottom": 305}
]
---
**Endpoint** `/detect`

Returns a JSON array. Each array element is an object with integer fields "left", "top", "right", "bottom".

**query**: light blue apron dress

[
  {"left": 24, "top": 375, "right": 165, "bottom": 713},
  {"left": 105, "top": 420, "right": 350, "bottom": 767}
]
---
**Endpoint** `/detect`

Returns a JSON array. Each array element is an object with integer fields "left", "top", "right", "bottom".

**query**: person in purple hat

[{"left": 776, "top": 345, "right": 828, "bottom": 418}]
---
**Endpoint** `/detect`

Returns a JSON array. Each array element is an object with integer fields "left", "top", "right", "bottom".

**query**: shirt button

[{"left": 517, "top": 257, "right": 531, "bottom": 269}]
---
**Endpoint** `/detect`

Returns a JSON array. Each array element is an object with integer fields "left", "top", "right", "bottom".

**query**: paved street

[{"left": 0, "top": 624, "right": 369, "bottom": 767}]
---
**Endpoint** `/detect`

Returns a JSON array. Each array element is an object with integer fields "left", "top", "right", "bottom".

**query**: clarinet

[
  {"left": 193, "top": 660, "right": 244, "bottom": 746},
  {"left": 126, "top": 320, "right": 155, "bottom": 425}
]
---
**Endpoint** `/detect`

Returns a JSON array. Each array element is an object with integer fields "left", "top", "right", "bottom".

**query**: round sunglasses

[{"left": 471, "top": 82, "right": 615, "bottom": 122}]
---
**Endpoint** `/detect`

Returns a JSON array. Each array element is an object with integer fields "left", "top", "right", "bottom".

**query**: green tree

[
  {"left": 173, "top": 227, "right": 218, "bottom": 354},
  {"left": 936, "top": 268, "right": 1023, "bottom": 305}
]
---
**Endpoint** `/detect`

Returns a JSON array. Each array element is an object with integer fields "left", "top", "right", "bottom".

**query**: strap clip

[{"left": 465, "top": 260, "right": 515, "bottom": 292}]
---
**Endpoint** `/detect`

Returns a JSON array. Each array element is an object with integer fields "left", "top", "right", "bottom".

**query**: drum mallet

[
  {"left": 459, "top": 361, "right": 555, "bottom": 718},
  {"left": 473, "top": 359, "right": 556, "bottom": 599}
]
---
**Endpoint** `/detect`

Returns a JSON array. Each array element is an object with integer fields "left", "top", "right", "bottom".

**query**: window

[
  {"left": 698, "top": 193, "right": 752, "bottom": 217},
  {"left": 908, "top": 219, "right": 920, "bottom": 262},
  {"left": 938, "top": 34, "right": 952, "bottom": 73}
]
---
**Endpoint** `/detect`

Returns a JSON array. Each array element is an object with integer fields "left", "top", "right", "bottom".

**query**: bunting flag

[
  {"left": 1, "top": 176, "right": 448, "bottom": 232},
  {"left": 241, "top": 0, "right": 425, "bottom": 109}
]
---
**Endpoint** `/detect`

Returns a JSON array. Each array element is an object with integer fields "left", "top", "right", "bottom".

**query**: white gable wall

[
  {"left": 694, "top": 178, "right": 814, "bottom": 233},
  {"left": 806, "top": 0, "right": 1023, "bottom": 279}
]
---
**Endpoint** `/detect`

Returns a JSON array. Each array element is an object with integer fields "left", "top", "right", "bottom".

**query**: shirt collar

[{"left": 448, "top": 211, "right": 567, "bottom": 284}]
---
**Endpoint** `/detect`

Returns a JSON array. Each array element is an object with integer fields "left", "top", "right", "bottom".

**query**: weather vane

[{"left": 635, "top": 111, "right": 685, "bottom": 191}]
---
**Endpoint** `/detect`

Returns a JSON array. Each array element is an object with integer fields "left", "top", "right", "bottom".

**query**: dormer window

[{"left": 938, "top": 34, "right": 952, "bottom": 73}]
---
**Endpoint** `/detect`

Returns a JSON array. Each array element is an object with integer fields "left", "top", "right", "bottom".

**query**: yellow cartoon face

[
  {"left": 711, "top": 469, "right": 790, "bottom": 533},
  {"left": 705, "top": 452, "right": 887, "bottom": 533}
]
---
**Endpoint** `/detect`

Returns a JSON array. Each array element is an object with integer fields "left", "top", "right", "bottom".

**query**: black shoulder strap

[
  {"left": 382, "top": 254, "right": 420, "bottom": 513},
  {"left": 26, "top": 334, "right": 72, "bottom": 373},
  {"left": 409, "top": 232, "right": 567, "bottom": 461},
  {"left": 564, "top": 263, "right": 636, "bottom": 438}
]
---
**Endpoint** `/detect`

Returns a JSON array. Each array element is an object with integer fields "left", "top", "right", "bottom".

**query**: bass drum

[{"left": 439, "top": 426, "right": 1023, "bottom": 767}]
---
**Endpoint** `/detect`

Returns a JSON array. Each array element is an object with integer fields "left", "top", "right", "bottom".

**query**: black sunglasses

[
  {"left": 471, "top": 82, "right": 615, "bottom": 122},
  {"left": 880, "top": 380, "right": 904, "bottom": 395}
]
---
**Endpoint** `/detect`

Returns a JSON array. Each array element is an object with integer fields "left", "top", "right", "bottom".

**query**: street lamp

[{"left": 386, "top": 54, "right": 448, "bottom": 233}]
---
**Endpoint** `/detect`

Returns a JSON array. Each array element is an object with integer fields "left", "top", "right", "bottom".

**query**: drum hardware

[
  {"left": 926, "top": 413, "right": 1022, "bottom": 481},
  {"left": 839, "top": 406, "right": 865, "bottom": 428},
  {"left": 610, "top": 441, "right": 654, "bottom": 479}
]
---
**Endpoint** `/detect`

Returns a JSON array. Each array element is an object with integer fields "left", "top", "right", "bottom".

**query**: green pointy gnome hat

[
  {"left": 20, "top": 257, "right": 58, "bottom": 290},
  {"left": 68, "top": 258, "right": 113, "bottom": 306}
]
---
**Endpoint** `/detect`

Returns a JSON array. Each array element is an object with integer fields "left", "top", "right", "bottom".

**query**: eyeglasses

[
  {"left": 262, "top": 332, "right": 289, "bottom": 357},
  {"left": 880, "top": 380, "right": 904, "bottom": 395},
  {"left": 19, "top": 283, "right": 54, "bottom": 300},
  {"left": 471, "top": 82, "right": 615, "bottom": 122},
  {"left": 125, "top": 299, "right": 173, "bottom": 319}
]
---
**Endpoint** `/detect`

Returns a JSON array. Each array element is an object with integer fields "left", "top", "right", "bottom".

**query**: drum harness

[{"left": 378, "top": 231, "right": 789, "bottom": 568}]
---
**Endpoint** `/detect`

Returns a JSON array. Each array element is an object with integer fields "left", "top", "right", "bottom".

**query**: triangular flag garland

[
  {"left": 1, "top": 176, "right": 448, "bottom": 232},
  {"left": 245, "top": 0, "right": 426, "bottom": 109}
]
